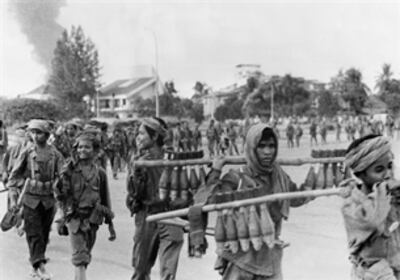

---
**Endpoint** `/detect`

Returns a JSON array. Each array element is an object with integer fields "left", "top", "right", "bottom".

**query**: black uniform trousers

[{"left": 23, "top": 202, "right": 55, "bottom": 268}]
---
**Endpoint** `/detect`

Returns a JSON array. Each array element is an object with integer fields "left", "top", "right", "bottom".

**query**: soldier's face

[
  {"left": 77, "top": 139, "right": 95, "bottom": 160},
  {"left": 30, "top": 129, "right": 48, "bottom": 145},
  {"left": 136, "top": 124, "right": 154, "bottom": 150},
  {"left": 66, "top": 126, "right": 77, "bottom": 137},
  {"left": 256, "top": 138, "right": 276, "bottom": 167},
  {"left": 358, "top": 152, "right": 394, "bottom": 187}
]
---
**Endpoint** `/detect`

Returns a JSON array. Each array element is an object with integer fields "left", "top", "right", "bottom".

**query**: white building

[{"left": 98, "top": 66, "right": 164, "bottom": 118}]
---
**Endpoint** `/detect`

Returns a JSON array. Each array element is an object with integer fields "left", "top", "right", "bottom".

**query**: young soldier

[
  {"left": 206, "top": 119, "right": 218, "bottom": 157},
  {"left": 54, "top": 121, "right": 80, "bottom": 159},
  {"left": 227, "top": 122, "right": 239, "bottom": 155},
  {"left": 310, "top": 120, "right": 318, "bottom": 147},
  {"left": 192, "top": 124, "right": 202, "bottom": 151},
  {"left": 107, "top": 128, "right": 125, "bottom": 179},
  {"left": 126, "top": 117, "right": 184, "bottom": 280},
  {"left": 286, "top": 121, "right": 295, "bottom": 149},
  {"left": 7, "top": 119, "right": 64, "bottom": 279},
  {"left": 204, "top": 123, "right": 311, "bottom": 280},
  {"left": 341, "top": 135, "right": 400, "bottom": 279},
  {"left": 294, "top": 122, "right": 303, "bottom": 148},
  {"left": 54, "top": 133, "right": 115, "bottom": 280}
]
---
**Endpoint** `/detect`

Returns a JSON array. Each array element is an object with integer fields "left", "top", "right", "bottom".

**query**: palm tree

[
  {"left": 375, "top": 63, "right": 393, "bottom": 95},
  {"left": 342, "top": 68, "right": 369, "bottom": 114}
]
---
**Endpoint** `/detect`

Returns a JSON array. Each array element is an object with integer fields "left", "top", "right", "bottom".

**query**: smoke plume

[{"left": 9, "top": 0, "right": 66, "bottom": 74}]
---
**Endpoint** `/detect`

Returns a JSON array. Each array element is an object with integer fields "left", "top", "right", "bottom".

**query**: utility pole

[
  {"left": 271, "top": 81, "right": 274, "bottom": 122},
  {"left": 147, "top": 29, "right": 160, "bottom": 117}
]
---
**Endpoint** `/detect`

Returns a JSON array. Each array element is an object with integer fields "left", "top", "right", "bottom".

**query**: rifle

[{"left": 0, "top": 178, "right": 30, "bottom": 232}]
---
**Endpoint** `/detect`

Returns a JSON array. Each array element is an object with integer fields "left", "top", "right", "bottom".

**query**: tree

[
  {"left": 48, "top": 25, "right": 101, "bottom": 117},
  {"left": 190, "top": 103, "right": 204, "bottom": 123},
  {"left": 375, "top": 63, "right": 393, "bottom": 95},
  {"left": 215, "top": 95, "right": 244, "bottom": 121},
  {"left": 377, "top": 69, "right": 400, "bottom": 116},
  {"left": 165, "top": 81, "right": 178, "bottom": 95},
  {"left": 341, "top": 68, "right": 368, "bottom": 114},
  {"left": 242, "top": 74, "right": 311, "bottom": 118},
  {"left": 318, "top": 90, "right": 341, "bottom": 117},
  {"left": 134, "top": 96, "right": 156, "bottom": 117},
  {"left": 0, "top": 98, "right": 64, "bottom": 124}
]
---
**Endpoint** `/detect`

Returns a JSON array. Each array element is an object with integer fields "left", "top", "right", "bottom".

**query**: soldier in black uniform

[
  {"left": 7, "top": 119, "right": 64, "bottom": 279},
  {"left": 126, "top": 117, "right": 184, "bottom": 280}
]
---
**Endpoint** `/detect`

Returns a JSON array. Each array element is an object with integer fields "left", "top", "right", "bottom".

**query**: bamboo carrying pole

[
  {"left": 134, "top": 156, "right": 344, "bottom": 168},
  {"left": 147, "top": 188, "right": 348, "bottom": 223}
]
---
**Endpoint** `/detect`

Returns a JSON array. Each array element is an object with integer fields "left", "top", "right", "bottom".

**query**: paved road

[{"left": 1, "top": 132, "right": 399, "bottom": 280}]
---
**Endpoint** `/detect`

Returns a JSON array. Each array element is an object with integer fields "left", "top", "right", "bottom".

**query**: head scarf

[
  {"left": 244, "top": 123, "right": 278, "bottom": 175},
  {"left": 345, "top": 136, "right": 391, "bottom": 173},
  {"left": 141, "top": 117, "right": 167, "bottom": 139},
  {"left": 28, "top": 119, "right": 50, "bottom": 134}
]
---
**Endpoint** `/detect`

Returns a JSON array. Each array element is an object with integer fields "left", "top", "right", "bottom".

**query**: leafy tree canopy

[{"left": 47, "top": 25, "right": 100, "bottom": 117}]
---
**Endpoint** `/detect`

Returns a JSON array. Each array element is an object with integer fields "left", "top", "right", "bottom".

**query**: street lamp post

[
  {"left": 147, "top": 29, "right": 160, "bottom": 117},
  {"left": 270, "top": 81, "right": 274, "bottom": 122}
]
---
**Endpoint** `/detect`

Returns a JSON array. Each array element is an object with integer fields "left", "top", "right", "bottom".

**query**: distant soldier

[
  {"left": 335, "top": 119, "right": 342, "bottom": 142},
  {"left": 206, "top": 119, "right": 218, "bottom": 157},
  {"left": 286, "top": 121, "right": 295, "bottom": 149},
  {"left": 173, "top": 123, "right": 183, "bottom": 152},
  {"left": 295, "top": 122, "right": 303, "bottom": 147},
  {"left": 215, "top": 121, "right": 224, "bottom": 155},
  {"left": 219, "top": 128, "right": 230, "bottom": 155},
  {"left": 319, "top": 121, "right": 328, "bottom": 144},
  {"left": 192, "top": 124, "right": 202, "bottom": 151},
  {"left": 227, "top": 123, "right": 239, "bottom": 155},
  {"left": 7, "top": 119, "right": 64, "bottom": 279},
  {"left": 54, "top": 133, "right": 115, "bottom": 280},
  {"left": 310, "top": 120, "right": 318, "bottom": 146},
  {"left": 181, "top": 122, "right": 193, "bottom": 151},
  {"left": 107, "top": 128, "right": 125, "bottom": 179}
]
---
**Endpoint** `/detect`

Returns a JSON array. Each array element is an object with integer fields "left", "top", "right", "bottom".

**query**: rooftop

[{"left": 99, "top": 77, "right": 155, "bottom": 97}]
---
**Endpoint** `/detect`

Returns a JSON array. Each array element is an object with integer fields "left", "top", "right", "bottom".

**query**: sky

[{"left": 1, "top": 0, "right": 400, "bottom": 99}]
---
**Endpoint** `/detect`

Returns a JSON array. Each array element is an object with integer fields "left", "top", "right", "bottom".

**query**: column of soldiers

[
  {"left": 1, "top": 119, "right": 116, "bottom": 280},
  {"left": 3, "top": 115, "right": 400, "bottom": 280}
]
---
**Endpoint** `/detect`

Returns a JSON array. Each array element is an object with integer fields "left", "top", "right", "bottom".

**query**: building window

[
  {"left": 100, "top": 99, "right": 110, "bottom": 109},
  {"left": 123, "top": 99, "right": 127, "bottom": 106},
  {"left": 114, "top": 99, "right": 120, "bottom": 108}
]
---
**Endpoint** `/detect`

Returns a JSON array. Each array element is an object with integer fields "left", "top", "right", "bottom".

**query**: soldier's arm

[
  {"left": 7, "top": 149, "right": 28, "bottom": 188},
  {"left": 2, "top": 147, "right": 11, "bottom": 183},
  {"left": 7, "top": 149, "right": 29, "bottom": 207}
]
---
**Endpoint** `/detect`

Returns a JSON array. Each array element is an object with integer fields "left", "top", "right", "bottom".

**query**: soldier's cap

[
  {"left": 27, "top": 119, "right": 50, "bottom": 134},
  {"left": 141, "top": 117, "right": 167, "bottom": 138},
  {"left": 76, "top": 132, "right": 100, "bottom": 149},
  {"left": 83, "top": 124, "right": 100, "bottom": 131},
  {"left": 66, "top": 120, "right": 82, "bottom": 130}
]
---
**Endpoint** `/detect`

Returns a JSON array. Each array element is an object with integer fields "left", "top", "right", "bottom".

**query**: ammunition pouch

[{"left": 27, "top": 179, "right": 54, "bottom": 196}]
